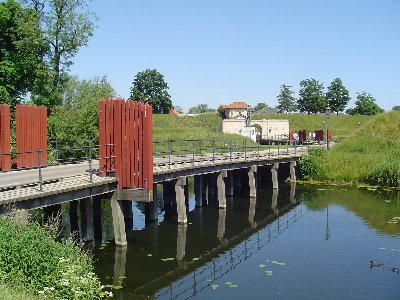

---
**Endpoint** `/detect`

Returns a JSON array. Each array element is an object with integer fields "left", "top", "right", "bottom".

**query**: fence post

[
  {"left": 212, "top": 138, "right": 215, "bottom": 162},
  {"left": 192, "top": 139, "right": 195, "bottom": 166},
  {"left": 38, "top": 150, "right": 43, "bottom": 191},
  {"left": 168, "top": 139, "right": 172, "bottom": 169},
  {"left": 88, "top": 146, "right": 93, "bottom": 183},
  {"left": 230, "top": 140, "right": 232, "bottom": 162}
]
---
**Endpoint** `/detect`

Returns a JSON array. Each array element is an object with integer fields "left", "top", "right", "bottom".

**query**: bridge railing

[
  {"left": 0, "top": 143, "right": 115, "bottom": 191},
  {"left": 153, "top": 137, "right": 316, "bottom": 168}
]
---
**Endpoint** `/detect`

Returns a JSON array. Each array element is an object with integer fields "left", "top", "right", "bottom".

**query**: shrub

[
  {"left": 297, "top": 148, "right": 327, "bottom": 180},
  {"left": 0, "top": 216, "right": 111, "bottom": 299},
  {"left": 363, "top": 160, "right": 400, "bottom": 187}
]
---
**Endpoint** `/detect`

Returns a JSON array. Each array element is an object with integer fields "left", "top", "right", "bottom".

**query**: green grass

[
  {"left": 0, "top": 283, "right": 38, "bottom": 300},
  {"left": 324, "top": 111, "right": 400, "bottom": 184}
]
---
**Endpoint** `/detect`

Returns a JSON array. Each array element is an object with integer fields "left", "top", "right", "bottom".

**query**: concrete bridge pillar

[
  {"left": 80, "top": 197, "right": 94, "bottom": 242},
  {"left": 225, "top": 170, "right": 234, "bottom": 197},
  {"left": 93, "top": 196, "right": 102, "bottom": 242},
  {"left": 248, "top": 165, "right": 257, "bottom": 198},
  {"left": 145, "top": 183, "right": 159, "bottom": 222},
  {"left": 175, "top": 177, "right": 187, "bottom": 224},
  {"left": 290, "top": 161, "right": 297, "bottom": 183},
  {"left": 184, "top": 177, "right": 189, "bottom": 210},
  {"left": 110, "top": 191, "right": 127, "bottom": 246},
  {"left": 194, "top": 175, "right": 204, "bottom": 207},
  {"left": 176, "top": 224, "right": 187, "bottom": 261},
  {"left": 217, "top": 170, "right": 227, "bottom": 208},
  {"left": 271, "top": 163, "right": 279, "bottom": 189},
  {"left": 207, "top": 173, "right": 218, "bottom": 204},
  {"left": 69, "top": 200, "right": 79, "bottom": 235},
  {"left": 233, "top": 169, "right": 242, "bottom": 194},
  {"left": 163, "top": 181, "right": 176, "bottom": 217}
]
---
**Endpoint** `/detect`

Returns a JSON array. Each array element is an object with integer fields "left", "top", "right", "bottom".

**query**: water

[{"left": 61, "top": 185, "right": 400, "bottom": 299}]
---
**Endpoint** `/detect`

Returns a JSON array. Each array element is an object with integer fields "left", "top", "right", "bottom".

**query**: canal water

[{"left": 56, "top": 184, "right": 400, "bottom": 299}]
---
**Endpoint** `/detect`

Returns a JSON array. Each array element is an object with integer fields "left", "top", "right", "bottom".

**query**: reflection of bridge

[{"left": 109, "top": 186, "right": 303, "bottom": 298}]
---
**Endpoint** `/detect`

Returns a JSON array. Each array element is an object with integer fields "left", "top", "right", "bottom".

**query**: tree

[
  {"left": 276, "top": 84, "right": 296, "bottom": 113},
  {"left": 326, "top": 78, "right": 351, "bottom": 115},
  {"left": 188, "top": 104, "right": 211, "bottom": 114},
  {"left": 298, "top": 79, "right": 327, "bottom": 114},
  {"left": 129, "top": 69, "right": 172, "bottom": 114},
  {"left": 0, "top": 0, "right": 47, "bottom": 107},
  {"left": 392, "top": 106, "right": 400, "bottom": 111},
  {"left": 19, "top": 0, "right": 97, "bottom": 110},
  {"left": 253, "top": 102, "right": 267, "bottom": 112},
  {"left": 48, "top": 76, "right": 116, "bottom": 142},
  {"left": 349, "top": 92, "right": 384, "bottom": 115}
]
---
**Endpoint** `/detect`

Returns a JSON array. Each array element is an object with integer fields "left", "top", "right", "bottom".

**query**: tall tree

[
  {"left": 350, "top": 92, "right": 384, "bottom": 115},
  {"left": 298, "top": 79, "right": 327, "bottom": 114},
  {"left": 392, "top": 106, "right": 400, "bottom": 111},
  {"left": 130, "top": 69, "right": 172, "bottom": 114},
  {"left": 19, "top": 0, "right": 96, "bottom": 110},
  {"left": 49, "top": 76, "right": 116, "bottom": 141},
  {"left": 0, "top": 0, "right": 47, "bottom": 107},
  {"left": 276, "top": 84, "right": 296, "bottom": 113},
  {"left": 326, "top": 78, "right": 351, "bottom": 115}
]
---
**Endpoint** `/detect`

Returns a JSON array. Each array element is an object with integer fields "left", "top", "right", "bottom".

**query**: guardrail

[
  {"left": 153, "top": 137, "right": 318, "bottom": 169},
  {"left": 0, "top": 143, "right": 115, "bottom": 191}
]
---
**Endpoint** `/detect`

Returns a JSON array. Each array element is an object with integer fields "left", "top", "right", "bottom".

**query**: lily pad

[
  {"left": 118, "top": 276, "right": 126, "bottom": 279},
  {"left": 211, "top": 284, "right": 218, "bottom": 290},
  {"left": 192, "top": 257, "right": 199, "bottom": 261},
  {"left": 113, "top": 285, "right": 123, "bottom": 290},
  {"left": 225, "top": 282, "right": 233, "bottom": 285},
  {"left": 259, "top": 264, "right": 266, "bottom": 268},
  {"left": 161, "top": 257, "right": 174, "bottom": 262},
  {"left": 147, "top": 254, "right": 153, "bottom": 257},
  {"left": 230, "top": 284, "right": 239, "bottom": 288}
]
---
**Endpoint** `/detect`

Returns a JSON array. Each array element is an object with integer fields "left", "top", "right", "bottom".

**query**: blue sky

[{"left": 70, "top": 0, "right": 400, "bottom": 112}]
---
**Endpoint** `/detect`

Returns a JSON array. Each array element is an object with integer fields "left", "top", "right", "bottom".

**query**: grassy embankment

[{"left": 296, "top": 111, "right": 400, "bottom": 187}]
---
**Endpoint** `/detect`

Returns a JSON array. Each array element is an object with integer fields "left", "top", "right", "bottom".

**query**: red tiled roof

[
  {"left": 169, "top": 108, "right": 181, "bottom": 115},
  {"left": 225, "top": 101, "right": 249, "bottom": 109}
]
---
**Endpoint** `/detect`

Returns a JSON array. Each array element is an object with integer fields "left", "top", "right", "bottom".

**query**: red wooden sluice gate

[
  {"left": 99, "top": 99, "right": 153, "bottom": 190},
  {"left": 0, "top": 104, "right": 11, "bottom": 171},
  {"left": 15, "top": 105, "right": 48, "bottom": 168}
]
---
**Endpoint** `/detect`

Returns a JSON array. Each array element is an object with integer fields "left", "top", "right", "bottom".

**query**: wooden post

[
  {"left": 248, "top": 165, "right": 257, "bottom": 197},
  {"left": 110, "top": 191, "right": 127, "bottom": 246},
  {"left": 290, "top": 161, "right": 296, "bottom": 182},
  {"left": 175, "top": 177, "right": 187, "bottom": 224},
  {"left": 217, "top": 170, "right": 227, "bottom": 208},
  {"left": 194, "top": 175, "right": 203, "bottom": 207}
]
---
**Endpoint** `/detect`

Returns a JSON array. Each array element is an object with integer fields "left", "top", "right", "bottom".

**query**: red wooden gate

[
  {"left": 15, "top": 105, "right": 47, "bottom": 168},
  {"left": 99, "top": 99, "right": 153, "bottom": 190},
  {"left": 0, "top": 104, "right": 11, "bottom": 171}
]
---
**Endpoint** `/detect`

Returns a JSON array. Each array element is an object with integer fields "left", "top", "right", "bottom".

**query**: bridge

[{"left": 0, "top": 99, "right": 316, "bottom": 246}]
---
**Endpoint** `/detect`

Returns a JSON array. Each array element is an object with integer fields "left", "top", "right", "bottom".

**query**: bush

[
  {"left": 364, "top": 160, "right": 400, "bottom": 187},
  {"left": 0, "top": 216, "right": 111, "bottom": 299},
  {"left": 297, "top": 148, "right": 327, "bottom": 180}
]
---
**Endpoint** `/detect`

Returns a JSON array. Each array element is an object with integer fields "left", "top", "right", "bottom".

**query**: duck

[
  {"left": 391, "top": 267, "right": 399, "bottom": 274},
  {"left": 370, "top": 260, "right": 383, "bottom": 268}
]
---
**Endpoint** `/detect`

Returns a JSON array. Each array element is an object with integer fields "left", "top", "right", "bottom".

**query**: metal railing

[
  {"left": 0, "top": 142, "right": 115, "bottom": 191},
  {"left": 153, "top": 137, "right": 316, "bottom": 169}
]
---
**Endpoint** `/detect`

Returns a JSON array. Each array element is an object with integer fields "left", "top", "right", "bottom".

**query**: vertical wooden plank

[
  {"left": 133, "top": 101, "right": 138, "bottom": 187},
  {"left": 138, "top": 102, "right": 143, "bottom": 188},
  {"left": 0, "top": 105, "right": 11, "bottom": 171},
  {"left": 143, "top": 103, "right": 153, "bottom": 190},
  {"left": 98, "top": 100, "right": 106, "bottom": 176},
  {"left": 129, "top": 101, "right": 135, "bottom": 188},
  {"left": 105, "top": 100, "right": 112, "bottom": 174},
  {"left": 121, "top": 100, "right": 127, "bottom": 188},
  {"left": 114, "top": 99, "right": 122, "bottom": 187}
]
